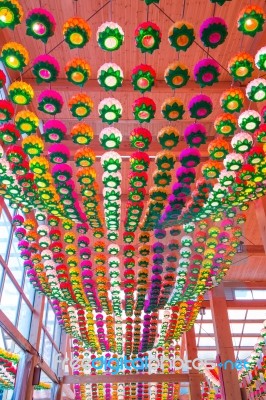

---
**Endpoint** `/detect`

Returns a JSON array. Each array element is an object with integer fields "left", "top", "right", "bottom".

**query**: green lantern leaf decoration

[
  {"left": 228, "top": 52, "right": 254, "bottom": 82},
  {"left": 101, "top": 151, "right": 122, "bottom": 173},
  {"left": 246, "top": 78, "right": 266, "bottom": 102},
  {"left": 98, "top": 98, "right": 122, "bottom": 124},
  {"left": 255, "top": 47, "right": 266, "bottom": 71},
  {"left": 130, "top": 127, "right": 152, "bottom": 151},
  {"left": 0, "top": 0, "right": 23, "bottom": 30},
  {"left": 168, "top": 21, "right": 195, "bottom": 52},
  {"left": 157, "top": 126, "right": 179, "bottom": 149},
  {"left": 68, "top": 93, "right": 93, "bottom": 120},
  {"left": 208, "top": 138, "right": 230, "bottom": 160},
  {"left": 102, "top": 171, "right": 121, "bottom": 189},
  {"left": 135, "top": 21, "right": 161, "bottom": 54},
  {"left": 220, "top": 88, "right": 245, "bottom": 114},
  {"left": 132, "top": 97, "right": 156, "bottom": 123},
  {"left": 65, "top": 58, "right": 91, "bottom": 87},
  {"left": 99, "top": 127, "right": 122, "bottom": 149},
  {"left": 8, "top": 81, "right": 34, "bottom": 105},
  {"left": 38, "top": 90, "right": 63, "bottom": 116},
  {"left": 155, "top": 150, "right": 176, "bottom": 171},
  {"left": 153, "top": 170, "right": 172, "bottom": 187},
  {"left": 32, "top": 54, "right": 60, "bottom": 84},
  {"left": 214, "top": 113, "right": 237, "bottom": 136},
  {"left": 63, "top": 17, "right": 91, "bottom": 49},
  {"left": 26, "top": 8, "right": 56, "bottom": 43},
  {"left": 201, "top": 160, "right": 222, "bottom": 179},
  {"left": 131, "top": 64, "right": 156, "bottom": 93},
  {"left": 15, "top": 110, "right": 39, "bottom": 135},
  {"left": 164, "top": 62, "right": 190, "bottom": 89},
  {"left": 238, "top": 5, "right": 265, "bottom": 37},
  {"left": 97, "top": 62, "right": 123, "bottom": 91},
  {"left": 161, "top": 97, "right": 185, "bottom": 121},
  {"left": 97, "top": 22, "right": 124, "bottom": 51},
  {"left": 238, "top": 110, "right": 261, "bottom": 133},
  {"left": 199, "top": 17, "right": 228, "bottom": 49},
  {"left": 194, "top": 59, "right": 220, "bottom": 87},
  {"left": 1, "top": 42, "right": 29, "bottom": 72}
]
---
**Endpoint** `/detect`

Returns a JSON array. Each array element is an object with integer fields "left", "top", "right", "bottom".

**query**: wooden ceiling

[{"left": 0, "top": 0, "right": 265, "bottom": 282}]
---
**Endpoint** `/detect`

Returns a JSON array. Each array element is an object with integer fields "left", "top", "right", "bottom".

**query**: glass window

[
  {"left": 23, "top": 274, "right": 35, "bottom": 304},
  {"left": 228, "top": 309, "right": 247, "bottom": 320},
  {"left": 243, "top": 323, "right": 264, "bottom": 334},
  {"left": 0, "top": 275, "right": 20, "bottom": 324},
  {"left": 235, "top": 289, "right": 252, "bottom": 300},
  {"left": 39, "top": 328, "right": 44, "bottom": 354},
  {"left": 17, "top": 300, "right": 32, "bottom": 339},
  {"left": 231, "top": 336, "right": 241, "bottom": 346},
  {"left": 196, "top": 309, "right": 212, "bottom": 320},
  {"left": 197, "top": 350, "right": 217, "bottom": 360},
  {"left": 8, "top": 236, "right": 24, "bottom": 286},
  {"left": 241, "top": 337, "right": 258, "bottom": 347},
  {"left": 200, "top": 323, "right": 214, "bottom": 334},
  {"left": 198, "top": 337, "right": 216, "bottom": 347},
  {"left": 237, "top": 350, "right": 252, "bottom": 359},
  {"left": 252, "top": 290, "right": 266, "bottom": 300},
  {"left": 246, "top": 310, "right": 266, "bottom": 319},
  {"left": 230, "top": 323, "right": 244, "bottom": 334},
  {"left": 46, "top": 304, "right": 55, "bottom": 338},
  {"left": 0, "top": 210, "right": 11, "bottom": 261},
  {"left": 0, "top": 262, "right": 4, "bottom": 291},
  {"left": 51, "top": 347, "right": 59, "bottom": 373},
  {"left": 42, "top": 334, "right": 53, "bottom": 366},
  {"left": 54, "top": 322, "right": 61, "bottom": 349}
]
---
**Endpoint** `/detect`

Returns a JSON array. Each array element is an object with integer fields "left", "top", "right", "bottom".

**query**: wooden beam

[
  {"left": 63, "top": 373, "right": 190, "bottom": 384},
  {"left": 255, "top": 197, "right": 266, "bottom": 253}
]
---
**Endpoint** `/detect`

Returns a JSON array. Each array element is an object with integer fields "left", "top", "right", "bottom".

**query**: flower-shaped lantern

[
  {"left": 0, "top": 0, "right": 23, "bottom": 30},
  {"left": 199, "top": 17, "right": 228, "bottom": 48},
  {"left": 135, "top": 21, "right": 161, "bottom": 53},
  {"left": 26, "top": 8, "right": 55, "bottom": 43},
  {"left": 63, "top": 17, "right": 91, "bottom": 48},
  {"left": 98, "top": 98, "right": 122, "bottom": 124},
  {"left": 97, "top": 63, "right": 123, "bottom": 91},
  {"left": 97, "top": 22, "right": 124, "bottom": 51},
  {"left": 168, "top": 21, "right": 195, "bottom": 52}
]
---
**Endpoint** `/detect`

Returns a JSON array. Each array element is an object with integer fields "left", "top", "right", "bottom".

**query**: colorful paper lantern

[
  {"left": 214, "top": 113, "right": 237, "bottom": 136},
  {"left": 238, "top": 110, "right": 261, "bottom": 133},
  {"left": 246, "top": 78, "right": 266, "bottom": 102},
  {"left": 0, "top": 0, "right": 23, "bottom": 30},
  {"left": 231, "top": 132, "right": 253, "bottom": 153},
  {"left": 38, "top": 90, "right": 63, "bottom": 115},
  {"left": 255, "top": 46, "right": 266, "bottom": 70},
  {"left": 130, "top": 127, "right": 152, "bottom": 151},
  {"left": 208, "top": 138, "right": 230, "bottom": 160},
  {"left": 184, "top": 123, "right": 206, "bottom": 147},
  {"left": 201, "top": 160, "right": 222, "bottom": 179},
  {"left": 133, "top": 97, "right": 156, "bottom": 123},
  {"left": 26, "top": 8, "right": 55, "bottom": 43},
  {"left": 22, "top": 135, "right": 44, "bottom": 157},
  {"left": 29, "top": 156, "right": 49, "bottom": 174},
  {"left": 101, "top": 151, "right": 122, "bottom": 172},
  {"left": 223, "top": 153, "right": 244, "bottom": 171},
  {"left": 0, "top": 70, "right": 6, "bottom": 88},
  {"left": 135, "top": 21, "right": 161, "bottom": 53},
  {"left": 97, "top": 22, "right": 124, "bottom": 51},
  {"left": 238, "top": 5, "right": 265, "bottom": 37},
  {"left": 157, "top": 126, "right": 179, "bottom": 150},
  {"left": 70, "top": 123, "right": 94, "bottom": 145},
  {"left": 0, "top": 99, "right": 14, "bottom": 122},
  {"left": 97, "top": 62, "right": 123, "bottom": 91},
  {"left": 8, "top": 81, "right": 34, "bottom": 105},
  {"left": 131, "top": 64, "right": 156, "bottom": 93},
  {"left": 69, "top": 93, "right": 93, "bottom": 120},
  {"left": 74, "top": 147, "right": 95, "bottom": 167},
  {"left": 155, "top": 150, "right": 176, "bottom": 171},
  {"left": 129, "top": 171, "right": 148, "bottom": 188},
  {"left": 199, "top": 17, "right": 228, "bottom": 48},
  {"left": 168, "top": 21, "right": 195, "bottom": 52},
  {"left": 1, "top": 41, "right": 29, "bottom": 71},
  {"left": 228, "top": 52, "right": 254, "bottom": 81},
  {"left": 254, "top": 124, "right": 266, "bottom": 143},
  {"left": 161, "top": 97, "right": 185, "bottom": 121},
  {"left": 164, "top": 62, "right": 190, "bottom": 89},
  {"left": 130, "top": 151, "right": 150, "bottom": 172},
  {"left": 220, "top": 88, "right": 244, "bottom": 113},
  {"left": 194, "top": 59, "right": 220, "bottom": 87},
  {"left": 32, "top": 54, "right": 60, "bottom": 83},
  {"left": 98, "top": 98, "right": 122, "bottom": 124},
  {"left": 99, "top": 127, "right": 122, "bottom": 149},
  {"left": 43, "top": 119, "right": 66, "bottom": 143},
  {"left": 48, "top": 144, "right": 70, "bottom": 164},
  {"left": 63, "top": 17, "right": 91, "bottom": 49},
  {"left": 179, "top": 148, "right": 201, "bottom": 167},
  {"left": 65, "top": 58, "right": 91, "bottom": 87},
  {"left": 188, "top": 94, "right": 213, "bottom": 119}
]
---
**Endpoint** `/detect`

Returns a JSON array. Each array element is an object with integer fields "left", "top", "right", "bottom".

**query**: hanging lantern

[
  {"left": 74, "top": 147, "right": 95, "bottom": 167},
  {"left": 97, "top": 22, "right": 124, "bottom": 51},
  {"left": 135, "top": 21, "right": 161, "bottom": 54},
  {"left": 238, "top": 110, "right": 261, "bottom": 133},
  {"left": 129, "top": 171, "right": 148, "bottom": 188},
  {"left": 0, "top": 99, "right": 14, "bottom": 122},
  {"left": 76, "top": 166, "right": 96, "bottom": 185},
  {"left": 98, "top": 98, "right": 122, "bottom": 124},
  {"left": 1, "top": 41, "right": 29, "bottom": 71},
  {"left": 184, "top": 123, "right": 206, "bottom": 147},
  {"left": 130, "top": 127, "right": 152, "bottom": 151},
  {"left": 164, "top": 62, "right": 190, "bottom": 89},
  {"left": 101, "top": 151, "right": 122, "bottom": 172},
  {"left": 157, "top": 126, "right": 179, "bottom": 150},
  {"left": 237, "top": 5, "right": 265, "bottom": 37},
  {"left": 168, "top": 21, "right": 195, "bottom": 52},
  {"left": 161, "top": 97, "right": 185, "bottom": 121},
  {"left": 179, "top": 148, "right": 201, "bottom": 168},
  {"left": 201, "top": 160, "right": 222, "bottom": 179},
  {"left": 231, "top": 132, "right": 253, "bottom": 153},
  {"left": 97, "top": 62, "right": 123, "bottom": 91},
  {"left": 254, "top": 124, "right": 266, "bottom": 143},
  {"left": 155, "top": 150, "right": 176, "bottom": 171},
  {"left": 43, "top": 120, "right": 66, "bottom": 143},
  {"left": 99, "top": 127, "right": 122, "bottom": 149},
  {"left": 214, "top": 113, "right": 237, "bottom": 136},
  {"left": 0, "top": 70, "right": 6, "bottom": 88},
  {"left": 69, "top": 93, "right": 93, "bottom": 120},
  {"left": 199, "top": 17, "right": 228, "bottom": 48},
  {"left": 22, "top": 135, "right": 44, "bottom": 157},
  {"left": 220, "top": 88, "right": 244, "bottom": 114},
  {"left": 26, "top": 8, "right": 55, "bottom": 43},
  {"left": 48, "top": 144, "right": 70, "bottom": 164},
  {"left": 63, "top": 17, "right": 91, "bottom": 49},
  {"left": 29, "top": 156, "right": 49, "bottom": 175},
  {"left": 0, "top": 123, "right": 20, "bottom": 144},
  {"left": 102, "top": 171, "right": 121, "bottom": 188},
  {"left": 246, "top": 145, "right": 265, "bottom": 165},
  {"left": 131, "top": 64, "right": 156, "bottom": 93},
  {"left": 246, "top": 78, "right": 266, "bottom": 102},
  {"left": 194, "top": 59, "right": 220, "bottom": 87},
  {"left": 0, "top": 0, "right": 23, "bottom": 30},
  {"left": 6, "top": 145, "right": 25, "bottom": 164},
  {"left": 52, "top": 164, "right": 73, "bottom": 184},
  {"left": 130, "top": 151, "right": 150, "bottom": 172},
  {"left": 228, "top": 52, "right": 254, "bottom": 81},
  {"left": 176, "top": 166, "right": 196, "bottom": 184},
  {"left": 188, "top": 94, "right": 213, "bottom": 119},
  {"left": 208, "top": 138, "right": 230, "bottom": 160},
  {"left": 38, "top": 90, "right": 63, "bottom": 115},
  {"left": 70, "top": 123, "right": 94, "bottom": 145},
  {"left": 65, "top": 58, "right": 91, "bottom": 87},
  {"left": 255, "top": 46, "right": 266, "bottom": 71},
  {"left": 32, "top": 54, "right": 60, "bottom": 84},
  {"left": 133, "top": 97, "right": 156, "bottom": 123},
  {"left": 223, "top": 153, "right": 244, "bottom": 171},
  {"left": 8, "top": 81, "right": 34, "bottom": 105}
]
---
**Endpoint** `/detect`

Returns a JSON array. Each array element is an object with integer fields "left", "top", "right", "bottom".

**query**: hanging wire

[{"left": 181, "top": 0, "right": 186, "bottom": 19}]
